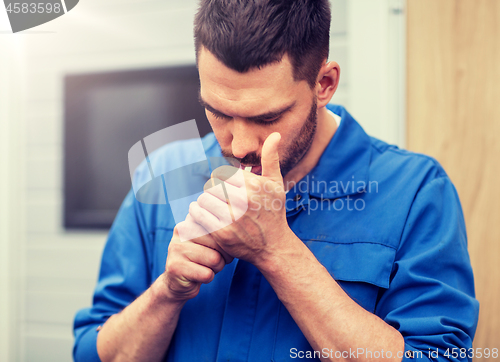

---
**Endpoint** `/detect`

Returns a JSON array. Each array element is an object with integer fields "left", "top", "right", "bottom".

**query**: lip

[{"left": 240, "top": 164, "right": 262, "bottom": 175}]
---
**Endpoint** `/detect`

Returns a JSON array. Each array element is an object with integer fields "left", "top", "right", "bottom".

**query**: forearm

[
  {"left": 96, "top": 274, "right": 185, "bottom": 362},
  {"left": 259, "top": 235, "right": 404, "bottom": 362}
]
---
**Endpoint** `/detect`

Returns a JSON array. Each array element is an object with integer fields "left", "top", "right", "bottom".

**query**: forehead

[{"left": 198, "top": 47, "right": 308, "bottom": 116}]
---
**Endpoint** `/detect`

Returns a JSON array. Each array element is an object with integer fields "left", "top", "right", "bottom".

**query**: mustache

[{"left": 221, "top": 150, "right": 261, "bottom": 166}]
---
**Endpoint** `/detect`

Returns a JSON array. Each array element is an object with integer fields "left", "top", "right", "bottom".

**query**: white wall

[
  {"left": 0, "top": 38, "right": 12, "bottom": 362},
  {"left": 347, "top": 0, "right": 406, "bottom": 147},
  {"left": 0, "top": 20, "right": 25, "bottom": 362},
  {"left": 0, "top": 0, "right": 405, "bottom": 360}
]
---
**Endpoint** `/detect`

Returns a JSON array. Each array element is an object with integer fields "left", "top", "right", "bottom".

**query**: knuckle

[
  {"left": 203, "top": 179, "right": 214, "bottom": 192},
  {"left": 199, "top": 268, "right": 214, "bottom": 283},
  {"left": 206, "top": 251, "right": 222, "bottom": 268},
  {"left": 165, "top": 258, "right": 181, "bottom": 276},
  {"left": 175, "top": 221, "right": 187, "bottom": 235},
  {"left": 197, "top": 192, "right": 209, "bottom": 206},
  {"left": 168, "top": 241, "right": 180, "bottom": 253},
  {"left": 189, "top": 201, "right": 198, "bottom": 213},
  {"left": 168, "top": 241, "right": 185, "bottom": 253},
  {"left": 213, "top": 257, "right": 225, "bottom": 273}
]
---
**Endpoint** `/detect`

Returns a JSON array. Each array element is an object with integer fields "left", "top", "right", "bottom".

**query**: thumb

[{"left": 261, "top": 132, "right": 282, "bottom": 183}]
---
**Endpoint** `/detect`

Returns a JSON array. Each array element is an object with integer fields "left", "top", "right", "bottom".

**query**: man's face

[{"left": 198, "top": 47, "right": 318, "bottom": 176}]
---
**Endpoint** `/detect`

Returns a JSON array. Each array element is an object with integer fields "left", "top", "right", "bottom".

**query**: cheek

[{"left": 274, "top": 115, "right": 308, "bottom": 154}]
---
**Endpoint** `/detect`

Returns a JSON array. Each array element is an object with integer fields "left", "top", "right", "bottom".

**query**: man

[{"left": 73, "top": 0, "right": 479, "bottom": 361}]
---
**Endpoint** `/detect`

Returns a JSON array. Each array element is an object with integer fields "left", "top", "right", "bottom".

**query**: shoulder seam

[{"left": 370, "top": 143, "right": 447, "bottom": 179}]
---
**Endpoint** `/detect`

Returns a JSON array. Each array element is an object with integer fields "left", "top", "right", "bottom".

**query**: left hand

[{"left": 188, "top": 132, "right": 292, "bottom": 267}]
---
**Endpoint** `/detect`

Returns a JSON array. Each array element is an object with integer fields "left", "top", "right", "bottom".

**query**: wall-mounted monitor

[{"left": 64, "top": 65, "right": 212, "bottom": 229}]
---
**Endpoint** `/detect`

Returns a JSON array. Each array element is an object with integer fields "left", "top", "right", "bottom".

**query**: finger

[
  {"left": 196, "top": 192, "right": 234, "bottom": 222},
  {"left": 181, "top": 214, "right": 234, "bottom": 264},
  {"left": 186, "top": 242, "right": 225, "bottom": 274},
  {"left": 170, "top": 240, "right": 226, "bottom": 275},
  {"left": 184, "top": 213, "right": 212, "bottom": 238},
  {"left": 202, "top": 179, "right": 249, "bottom": 223},
  {"left": 187, "top": 245, "right": 225, "bottom": 275},
  {"left": 179, "top": 262, "right": 215, "bottom": 284},
  {"left": 176, "top": 217, "right": 208, "bottom": 242},
  {"left": 203, "top": 178, "right": 243, "bottom": 203},
  {"left": 166, "top": 260, "right": 214, "bottom": 292},
  {"left": 261, "top": 132, "right": 283, "bottom": 184},
  {"left": 211, "top": 165, "right": 246, "bottom": 188},
  {"left": 203, "top": 178, "right": 230, "bottom": 202},
  {"left": 189, "top": 201, "right": 231, "bottom": 233}
]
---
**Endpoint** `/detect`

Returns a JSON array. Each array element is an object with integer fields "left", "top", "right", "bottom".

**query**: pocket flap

[{"left": 305, "top": 240, "right": 396, "bottom": 289}]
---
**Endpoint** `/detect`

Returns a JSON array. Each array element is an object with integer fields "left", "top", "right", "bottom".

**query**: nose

[{"left": 230, "top": 119, "right": 260, "bottom": 159}]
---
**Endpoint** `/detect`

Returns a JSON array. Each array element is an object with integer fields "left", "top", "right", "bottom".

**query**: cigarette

[{"left": 245, "top": 166, "right": 252, "bottom": 172}]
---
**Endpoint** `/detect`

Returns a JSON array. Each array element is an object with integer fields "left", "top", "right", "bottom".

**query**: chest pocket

[
  {"left": 307, "top": 240, "right": 396, "bottom": 309},
  {"left": 272, "top": 239, "right": 396, "bottom": 361}
]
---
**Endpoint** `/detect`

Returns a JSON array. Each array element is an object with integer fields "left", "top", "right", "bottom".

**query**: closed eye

[
  {"left": 209, "top": 109, "right": 279, "bottom": 125},
  {"left": 255, "top": 117, "right": 281, "bottom": 126},
  {"left": 208, "top": 110, "right": 231, "bottom": 120},
  {"left": 198, "top": 91, "right": 294, "bottom": 125}
]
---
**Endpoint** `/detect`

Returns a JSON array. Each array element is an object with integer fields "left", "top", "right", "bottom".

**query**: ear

[{"left": 316, "top": 60, "right": 340, "bottom": 108}]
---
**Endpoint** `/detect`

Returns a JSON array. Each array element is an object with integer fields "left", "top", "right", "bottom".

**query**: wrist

[
  {"left": 256, "top": 227, "right": 304, "bottom": 276},
  {"left": 151, "top": 274, "right": 189, "bottom": 308}
]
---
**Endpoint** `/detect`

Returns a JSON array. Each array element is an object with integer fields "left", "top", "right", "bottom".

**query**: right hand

[{"left": 163, "top": 215, "right": 232, "bottom": 302}]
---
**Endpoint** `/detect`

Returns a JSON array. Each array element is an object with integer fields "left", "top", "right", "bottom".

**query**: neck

[{"left": 283, "top": 106, "right": 337, "bottom": 191}]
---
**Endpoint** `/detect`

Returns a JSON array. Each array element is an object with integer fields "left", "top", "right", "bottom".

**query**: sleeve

[
  {"left": 375, "top": 176, "right": 479, "bottom": 362},
  {"left": 73, "top": 190, "right": 153, "bottom": 362}
]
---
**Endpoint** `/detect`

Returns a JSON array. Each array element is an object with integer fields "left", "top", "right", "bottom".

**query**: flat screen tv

[{"left": 64, "top": 65, "right": 212, "bottom": 229}]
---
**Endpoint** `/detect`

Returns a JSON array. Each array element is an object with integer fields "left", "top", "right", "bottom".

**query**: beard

[{"left": 221, "top": 97, "right": 318, "bottom": 177}]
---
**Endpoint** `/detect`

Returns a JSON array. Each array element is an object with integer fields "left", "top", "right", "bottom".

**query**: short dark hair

[{"left": 194, "top": 0, "right": 331, "bottom": 88}]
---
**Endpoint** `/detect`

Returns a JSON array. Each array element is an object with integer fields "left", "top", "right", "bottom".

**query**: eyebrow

[{"left": 198, "top": 91, "right": 295, "bottom": 123}]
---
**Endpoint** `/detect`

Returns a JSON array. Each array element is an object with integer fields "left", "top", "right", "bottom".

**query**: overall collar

[{"left": 286, "top": 105, "right": 372, "bottom": 205}]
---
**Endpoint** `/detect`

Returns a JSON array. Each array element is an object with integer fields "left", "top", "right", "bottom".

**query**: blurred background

[{"left": 0, "top": 0, "right": 498, "bottom": 361}]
